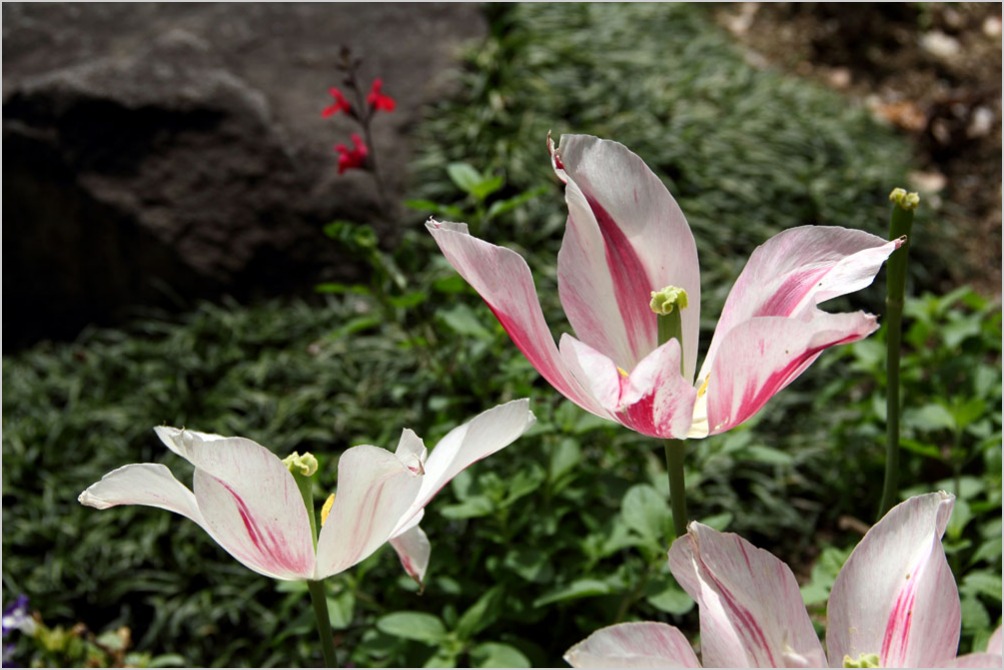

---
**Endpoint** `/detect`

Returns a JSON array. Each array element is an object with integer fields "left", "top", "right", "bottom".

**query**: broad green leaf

[
  {"left": 905, "top": 403, "right": 956, "bottom": 432},
  {"left": 456, "top": 585, "right": 504, "bottom": 639},
  {"left": 503, "top": 547, "right": 554, "bottom": 583},
  {"left": 971, "top": 537, "right": 1003, "bottom": 566},
  {"left": 621, "top": 484, "right": 670, "bottom": 543},
  {"left": 470, "top": 174, "right": 505, "bottom": 201},
  {"left": 326, "top": 590, "right": 355, "bottom": 630},
  {"left": 404, "top": 199, "right": 466, "bottom": 220},
  {"left": 699, "top": 512, "right": 733, "bottom": 531},
  {"left": 548, "top": 438, "right": 581, "bottom": 484},
  {"left": 447, "top": 162, "right": 485, "bottom": 196},
  {"left": 744, "top": 445, "right": 794, "bottom": 466},
  {"left": 960, "top": 593, "right": 991, "bottom": 633},
  {"left": 960, "top": 572, "right": 1003, "bottom": 602},
  {"left": 437, "top": 304, "right": 494, "bottom": 340},
  {"left": 470, "top": 642, "right": 531, "bottom": 668},
  {"left": 485, "top": 185, "right": 549, "bottom": 220},
  {"left": 376, "top": 611, "right": 447, "bottom": 644},
  {"left": 533, "top": 579, "right": 611, "bottom": 607},
  {"left": 440, "top": 496, "right": 495, "bottom": 519},
  {"left": 645, "top": 576, "right": 695, "bottom": 615}
]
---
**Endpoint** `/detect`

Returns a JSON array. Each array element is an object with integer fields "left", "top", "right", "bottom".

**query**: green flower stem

[
  {"left": 664, "top": 439, "right": 688, "bottom": 539},
  {"left": 307, "top": 579, "right": 337, "bottom": 668},
  {"left": 650, "top": 286, "right": 691, "bottom": 538},
  {"left": 878, "top": 188, "right": 917, "bottom": 519},
  {"left": 285, "top": 454, "right": 335, "bottom": 666}
]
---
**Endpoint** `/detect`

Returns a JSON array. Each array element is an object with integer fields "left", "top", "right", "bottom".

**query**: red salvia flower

[
  {"left": 322, "top": 87, "right": 352, "bottom": 118},
  {"left": 366, "top": 78, "right": 396, "bottom": 112},
  {"left": 335, "top": 133, "right": 369, "bottom": 174}
]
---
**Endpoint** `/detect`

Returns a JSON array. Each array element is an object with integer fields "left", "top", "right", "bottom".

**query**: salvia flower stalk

[{"left": 565, "top": 492, "right": 1003, "bottom": 669}]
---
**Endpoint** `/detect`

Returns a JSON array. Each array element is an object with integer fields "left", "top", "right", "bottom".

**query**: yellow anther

[
  {"left": 617, "top": 366, "right": 630, "bottom": 378},
  {"left": 697, "top": 377, "right": 710, "bottom": 398},
  {"left": 320, "top": 493, "right": 335, "bottom": 526}
]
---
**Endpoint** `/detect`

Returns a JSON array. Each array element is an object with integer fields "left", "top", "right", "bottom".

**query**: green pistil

[
  {"left": 888, "top": 187, "right": 920, "bottom": 210},
  {"left": 843, "top": 653, "right": 881, "bottom": 668},
  {"left": 650, "top": 286, "right": 688, "bottom": 375},
  {"left": 283, "top": 451, "right": 319, "bottom": 477},
  {"left": 284, "top": 451, "right": 319, "bottom": 547}
]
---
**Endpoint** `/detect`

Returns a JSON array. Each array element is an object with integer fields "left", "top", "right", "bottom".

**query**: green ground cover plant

[{"left": 3, "top": 4, "right": 1000, "bottom": 667}]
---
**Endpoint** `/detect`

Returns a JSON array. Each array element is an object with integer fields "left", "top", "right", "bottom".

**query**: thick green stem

[
  {"left": 878, "top": 189, "right": 916, "bottom": 519},
  {"left": 664, "top": 439, "right": 689, "bottom": 539},
  {"left": 284, "top": 455, "right": 334, "bottom": 666},
  {"left": 307, "top": 579, "right": 337, "bottom": 668}
]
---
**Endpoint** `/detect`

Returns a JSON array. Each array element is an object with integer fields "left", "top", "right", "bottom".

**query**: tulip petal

[
  {"left": 560, "top": 335, "right": 697, "bottom": 439},
  {"left": 390, "top": 524, "right": 431, "bottom": 586},
  {"left": 554, "top": 135, "right": 701, "bottom": 379},
  {"left": 620, "top": 338, "right": 698, "bottom": 440},
  {"left": 427, "top": 220, "right": 609, "bottom": 418},
  {"left": 395, "top": 428, "right": 428, "bottom": 474},
  {"left": 154, "top": 425, "right": 228, "bottom": 460},
  {"left": 564, "top": 622, "right": 701, "bottom": 668},
  {"left": 559, "top": 334, "right": 626, "bottom": 412},
  {"left": 700, "top": 311, "right": 879, "bottom": 437},
  {"left": 699, "top": 226, "right": 900, "bottom": 384},
  {"left": 826, "top": 492, "right": 960, "bottom": 668},
  {"left": 987, "top": 626, "right": 1003, "bottom": 656},
  {"left": 944, "top": 654, "right": 1004, "bottom": 668},
  {"left": 315, "top": 445, "right": 423, "bottom": 580},
  {"left": 668, "top": 522, "right": 825, "bottom": 668},
  {"left": 187, "top": 436, "right": 316, "bottom": 581},
  {"left": 78, "top": 463, "right": 206, "bottom": 528},
  {"left": 402, "top": 399, "right": 536, "bottom": 522}
]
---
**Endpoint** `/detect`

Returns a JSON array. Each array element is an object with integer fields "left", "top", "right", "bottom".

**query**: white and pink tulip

[
  {"left": 565, "top": 492, "right": 1003, "bottom": 668},
  {"left": 79, "top": 399, "right": 535, "bottom": 584},
  {"left": 428, "top": 134, "right": 902, "bottom": 439}
]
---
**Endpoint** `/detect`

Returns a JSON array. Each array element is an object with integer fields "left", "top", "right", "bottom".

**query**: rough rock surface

[{"left": 2, "top": 3, "right": 486, "bottom": 349}]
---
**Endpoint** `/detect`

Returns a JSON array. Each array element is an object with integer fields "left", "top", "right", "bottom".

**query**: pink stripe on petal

[
  {"left": 700, "top": 227, "right": 899, "bottom": 384},
  {"left": 556, "top": 135, "right": 701, "bottom": 378},
  {"left": 390, "top": 524, "right": 431, "bottom": 586},
  {"left": 179, "top": 432, "right": 315, "bottom": 580},
  {"left": 618, "top": 339, "right": 697, "bottom": 439},
  {"left": 669, "top": 523, "right": 824, "bottom": 668},
  {"left": 427, "top": 220, "right": 607, "bottom": 417},
  {"left": 704, "top": 311, "right": 878, "bottom": 435},
  {"left": 827, "top": 493, "right": 960, "bottom": 668},
  {"left": 194, "top": 469, "right": 315, "bottom": 580}
]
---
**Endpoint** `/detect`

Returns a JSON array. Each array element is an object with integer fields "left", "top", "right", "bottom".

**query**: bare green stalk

[
  {"left": 877, "top": 188, "right": 917, "bottom": 518},
  {"left": 664, "top": 439, "right": 689, "bottom": 539}
]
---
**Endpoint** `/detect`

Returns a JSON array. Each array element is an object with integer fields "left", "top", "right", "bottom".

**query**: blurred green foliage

[{"left": 3, "top": 3, "right": 1000, "bottom": 667}]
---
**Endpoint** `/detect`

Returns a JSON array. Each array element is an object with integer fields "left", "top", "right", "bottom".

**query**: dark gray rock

[{"left": 2, "top": 3, "right": 486, "bottom": 350}]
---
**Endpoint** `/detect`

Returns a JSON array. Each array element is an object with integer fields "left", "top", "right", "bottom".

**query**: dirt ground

[{"left": 717, "top": 3, "right": 1002, "bottom": 299}]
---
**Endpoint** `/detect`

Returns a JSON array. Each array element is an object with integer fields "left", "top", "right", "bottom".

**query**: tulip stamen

[{"left": 320, "top": 494, "right": 335, "bottom": 527}]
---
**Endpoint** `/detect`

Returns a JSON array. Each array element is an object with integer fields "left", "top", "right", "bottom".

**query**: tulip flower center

[
  {"left": 283, "top": 451, "right": 319, "bottom": 477},
  {"left": 650, "top": 286, "right": 689, "bottom": 374},
  {"left": 843, "top": 653, "right": 881, "bottom": 668}
]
